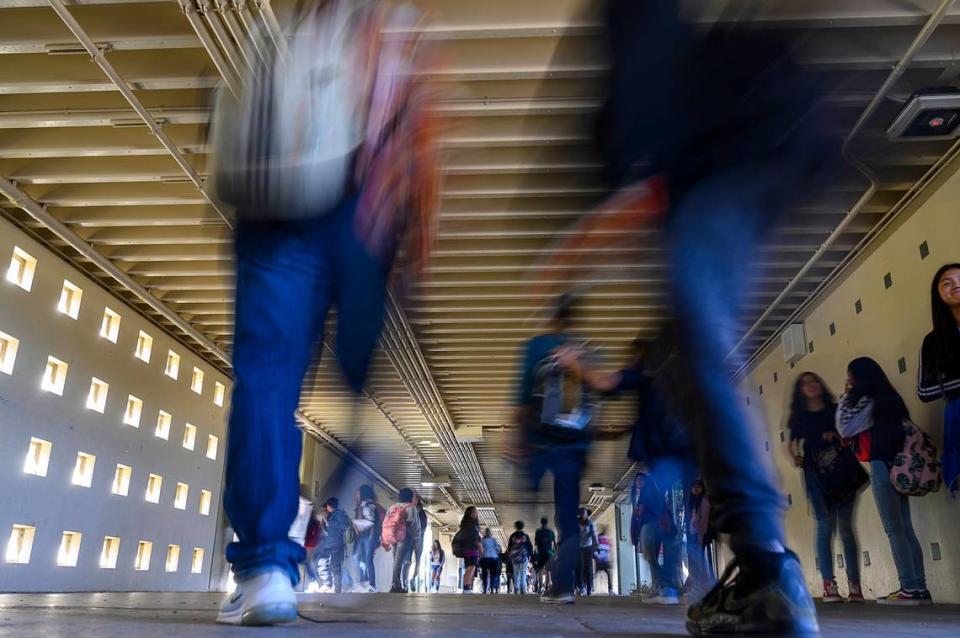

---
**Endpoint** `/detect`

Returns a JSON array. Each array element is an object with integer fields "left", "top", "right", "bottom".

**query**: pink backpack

[
  {"left": 381, "top": 503, "right": 409, "bottom": 546},
  {"left": 890, "top": 420, "right": 942, "bottom": 496}
]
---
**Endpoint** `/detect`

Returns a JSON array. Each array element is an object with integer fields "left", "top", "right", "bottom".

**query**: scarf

[{"left": 836, "top": 394, "right": 874, "bottom": 439}]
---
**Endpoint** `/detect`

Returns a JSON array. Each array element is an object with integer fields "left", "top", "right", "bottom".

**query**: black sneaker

[
  {"left": 540, "top": 588, "right": 576, "bottom": 604},
  {"left": 686, "top": 551, "right": 819, "bottom": 636}
]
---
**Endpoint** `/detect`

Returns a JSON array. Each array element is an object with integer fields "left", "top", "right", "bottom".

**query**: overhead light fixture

[
  {"left": 888, "top": 89, "right": 960, "bottom": 141},
  {"left": 454, "top": 426, "right": 483, "bottom": 443},
  {"left": 588, "top": 483, "right": 605, "bottom": 493},
  {"left": 420, "top": 475, "right": 451, "bottom": 488}
]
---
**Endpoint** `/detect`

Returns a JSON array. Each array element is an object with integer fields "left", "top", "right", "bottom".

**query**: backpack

[
  {"left": 810, "top": 442, "right": 870, "bottom": 505},
  {"left": 381, "top": 503, "right": 409, "bottom": 546},
  {"left": 595, "top": 536, "right": 611, "bottom": 564},
  {"left": 531, "top": 349, "right": 595, "bottom": 441},
  {"left": 210, "top": 0, "right": 367, "bottom": 220},
  {"left": 509, "top": 532, "right": 530, "bottom": 564},
  {"left": 890, "top": 419, "right": 943, "bottom": 496},
  {"left": 451, "top": 528, "right": 472, "bottom": 558}
]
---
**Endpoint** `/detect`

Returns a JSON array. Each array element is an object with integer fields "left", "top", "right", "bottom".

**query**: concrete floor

[{"left": 0, "top": 592, "right": 958, "bottom": 637}]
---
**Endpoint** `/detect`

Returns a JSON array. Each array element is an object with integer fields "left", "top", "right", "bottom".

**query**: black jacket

[{"left": 918, "top": 331, "right": 960, "bottom": 402}]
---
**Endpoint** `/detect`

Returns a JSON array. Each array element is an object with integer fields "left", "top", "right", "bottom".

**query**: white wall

[
  {"left": 0, "top": 217, "right": 230, "bottom": 592},
  {"left": 738, "top": 161, "right": 960, "bottom": 602}
]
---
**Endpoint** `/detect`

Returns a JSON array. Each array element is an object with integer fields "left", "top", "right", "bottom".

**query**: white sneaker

[
  {"left": 642, "top": 588, "right": 681, "bottom": 606},
  {"left": 217, "top": 569, "right": 298, "bottom": 626}
]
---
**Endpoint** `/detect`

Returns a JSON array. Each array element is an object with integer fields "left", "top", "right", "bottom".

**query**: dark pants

[
  {"left": 392, "top": 538, "right": 414, "bottom": 590},
  {"left": 528, "top": 447, "right": 586, "bottom": 594},
  {"left": 576, "top": 547, "right": 595, "bottom": 595},
  {"left": 596, "top": 561, "right": 613, "bottom": 593},
  {"left": 480, "top": 557, "right": 499, "bottom": 593},
  {"left": 317, "top": 547, "right": 344, "bottom": 593},
  {"left": 667, "top": 166, "right": 804, "bottom": 552},
  {"left": 223, "top": 196, "right": 390, "bottom": 584}
]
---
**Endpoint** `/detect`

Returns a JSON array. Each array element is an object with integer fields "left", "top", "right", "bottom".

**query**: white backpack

[{"left": 211, "top": 0, "right": 367, "bottom": 219}]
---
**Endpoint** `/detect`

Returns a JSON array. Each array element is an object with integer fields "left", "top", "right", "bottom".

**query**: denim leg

[
  {"left": 224, "top": 219, "right": 332, "bottom": 584},
  {"left": 804, "top": 467, "right": 836, "bottom": 581},
  {"left": 640, "top": 522, "right": 664, "bottom": 591},
  {"left": 536, "top": 448, "right": 585, "bottom": 593},
  {"left": 836, "top": 499, "right": 860, "bottom": 582},
  {"left": 870, "top": 461, "right": 924, "bottom": 590},
  {"left": 513, "top": 560, "right": 527, "bottom": 593},
  {"left": 667, "top": 168, "right": 789, "bottom": 551},
  {"left": 661, "top": 531, "right": 682, "bottom": 591}
]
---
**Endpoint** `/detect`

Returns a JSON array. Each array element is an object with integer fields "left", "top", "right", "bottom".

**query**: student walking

[
  {"left": 453, "top": 506, "right": 482, "bottom": 592},
  {"left": 533, "top": 517, "right": 557, "bottom": 594},
  {"left": 594, "top": 527, "right": 614, "bottom": 595},
  {"left": 918, "top": 263, "right": 960, "bottom": 495},
  {"left": 410, "top": 497, "right": 428, "bottom": 592},
  {"left": 838, "top": 358, "right": 931, "bottom": 605},
  {"left": 429, "top": 540, "right": 446, "bottom": 592},
  {"left": 631, "top": 473, "right": 681, "bottom": 605},
  {"left": 684, "top": 480, "right": 716, "bottom": 601},
  {"left": 316, "top": 497, "right": 351, "bottom": 593},
  {"left": 788, "top": 373, "right": 864, "bottom": 603},
  {"left": 354, "top": 485, "right": 383, "bottom": 593},
  {"left": 480, "top": 528, "right": 502, "bottom": 594},
  {"left": 576, "top": 509, "right": 599, "bottom": 596},
  {"left": 383, "top": 488, "right": 420, "bottom": 593},
  {"left": 507, "top": 521, "right": 534, "bottom": 595}
]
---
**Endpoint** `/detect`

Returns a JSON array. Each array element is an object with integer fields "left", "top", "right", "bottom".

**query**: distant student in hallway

[
  {"left": 788, "top": 373, "right": 865, "bottom": 603},
  {"left": 429, "top": 540, "right": 446, "bottom": 592},
  {"left": 507, "top": 521, "right": 534, "bottom": 594},
  {"left": 838, "top": 357, "right": 932, "bottom": 605},
  {"left": 480, "top": 528, "right": 502, "bottom": 594},
  {"left": 594, "top": 526, "right": 614, "bottom": 595},
  {"left": 684, "top": 480, "right": 716, "bottom": 601},
  {"left": 918, "top": 263, "right": 960, "bottom": 495},
  {"left": 533, "top": 517, "right": 557, "bottom": 593},
  {"left": 452, "top": 506, "right": 482, "bottom": 593},
  {"left": 576, "top": 508, "right": 599, "bottom": 596},
  {"left": 354, "top": 484, "right": 383, "bottom": 592},
  {"left": 316, "top": 497, "right": 352, "bottom": 593}
]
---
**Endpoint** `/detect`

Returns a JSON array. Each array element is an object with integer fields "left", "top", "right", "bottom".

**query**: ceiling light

[{"left": 420, "top": 475, "right": 451, "bottom": 488}]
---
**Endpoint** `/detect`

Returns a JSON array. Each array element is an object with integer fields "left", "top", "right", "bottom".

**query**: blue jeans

[
  {"left": 667, "top": 165, "right": 802, "bottom": 552},
  {"left": 223, "top": 196, "right": 390, "bottom": 584},
  {"left": 870, "top": 460, "right": 926, "bottom": 591},
  {"left": 804, "top": 466, "right": 859, "bottom": 582},
  {"left": 512, "top": 559, "right": 528, "bottom": 593},
  {"left": 528, "top": 447, "right": 586, "bottom": 593},
  {"left": 354, "top": 530, "right": 377, "bottom": 587},
  {"left": 640, "top": 521, "right": 681, "bottom": 592}
]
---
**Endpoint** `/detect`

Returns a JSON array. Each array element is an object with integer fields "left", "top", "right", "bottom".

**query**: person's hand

[
  {"left": 822, "top": 431, "right": 840, "bottom": 443},
  {"left": 553, "top": 344, "right": 581, "bottom": 371}
]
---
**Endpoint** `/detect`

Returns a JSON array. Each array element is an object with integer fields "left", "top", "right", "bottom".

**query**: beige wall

[
  {"left": 0, "top": 217, "right": 230, "bottom": 592},
  {"left": 738, "top": 162, "right": 960, "bottom": 601}
]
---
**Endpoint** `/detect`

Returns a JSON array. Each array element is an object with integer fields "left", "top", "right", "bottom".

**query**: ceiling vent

[
  {"left": 782, "top": 323, "right": 807, "bottom": 364},
  {"left": 888, "top": 88, "right": 960, "bottom": 141}
]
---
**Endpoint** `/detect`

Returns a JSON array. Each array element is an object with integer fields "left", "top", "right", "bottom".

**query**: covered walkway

[{"left": 1, "top": 593, "right": 958, "bottom": 637}]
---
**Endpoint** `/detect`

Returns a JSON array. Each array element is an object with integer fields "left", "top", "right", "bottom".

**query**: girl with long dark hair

[
  {"left": 838, "top": 357, "right": 930, "bottom": 605},
  {"left": 787, "top": 372, "right": 861, "bottom": 603},
  {"left": 429, "top": 539, "right": 445, "bottom": 592},
  {"left": 684, "top": 480, "right": 716, "bottom": 600},
  {"left": 918, "top": 263, "right": 960, "bottom": 495},
  {"left": 457, "top": 506, "right": 482, "bottom": 592}
]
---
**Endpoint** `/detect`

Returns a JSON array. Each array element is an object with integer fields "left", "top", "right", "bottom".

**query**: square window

[
  {"left": 174, "top": 482, "right": 189, "bottom": 510},
  {"left": 57, "top": 280, "right": 83, "bottom": 319},
  {"left": 6, "top": 246, "right": 37, "bottom": 292},
  {"left": 182, "top": 424, "right": 197, "bottom": 451},
  {"left": 0, "top": 330, "right": 20, "bottom": 375},
  {"left": 86, "top": 377, "right": 109, "bottom": 413},
  {"left": 123, "top": 395, "right": 143, "bottom": 428},
  {"left": 758, "top": 384, "right": 764, "bottom": 396},
  {"left": 134, "top": 541, "right": 152, "bottom": 571},
  {"left": 919, "top": 241, "right": 929, "bottom": 259},
  {"left": 100, "top": 536, "right": 120, "bottom": 569},
  {"left": 191, "top": 547, "right": 204, "bottom": 574},
  {"left": 41, "top": 355, "right": 68, "bottom": 395},
  {"left": 5, "top": 524, "right": 36, "bottom": 564},
  {"left": 837, "top": 553, "right": 844, "bottom": 569},
  {"left": 112, "top": 464, "right": 132, "bottom": 496},
  {"left": 787, "top": 493, "right": 793, "bottom": 506},
  {"left": 155, "top": 411, "right": 171, "bottom": 440},
  {"left": 199, "top": 489, "right": 212, "bottom": 516},
  {"left": 165, "top": 544, "right": 181, "bottom": 572},
  {"left": 99, "top": 307, "right": 121, "bottom": 343},
  {"left": 190, "top": 367, "right": 204, "bottom": 395},
  {"left": 71, "top": 451, "right": 96, "bottom": 488},
  {"left": 135, "top": 331, "right": 153, "bottom": 363},
  {"left": 779, "top": 431, "right": 785, "bottom": 442},
  {"left": 931, "top": 542, "right": 942, "bottom": 561},
  {"left": 206, "top": 435, "right": 218, "bottom": 461},
  {"left": 883, "top": 272, "right": 893, "bottom": 289},
  {"left": 164, "top": 351, "right": 180, "bottom": 380},
  {"left": 213, "top": 381, "right": 226, "bottom": 407},
  {"left": 56, "top": 531, "right": 82, "bottom": 567},
  {"left": 24, "top": 437, "right": 52, "bottom": 477},
  {"left": 145, "top": 473, "right": 163, "bottom": 504}
]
